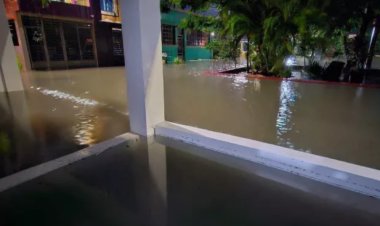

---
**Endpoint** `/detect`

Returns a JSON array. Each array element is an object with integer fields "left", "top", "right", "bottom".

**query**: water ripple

[{"left": 276, "top": 81, "right": 299, "bottom": 148}]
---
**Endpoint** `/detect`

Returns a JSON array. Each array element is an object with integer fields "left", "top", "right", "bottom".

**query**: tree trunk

[
  {"left": 355, "top": 6, "right": 373, "bottom": 69},
  {"left": 246, "top": 37, "right": 250, "bottom": 72},
  {"left": 365, "top": 16, "right": 380, "bottom": 69}
]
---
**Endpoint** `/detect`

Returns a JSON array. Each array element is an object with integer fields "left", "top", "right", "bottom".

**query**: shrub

[
  {"left": 306, "top": 61, "right": 323, "bottom": 79},
  {"left": 279, "top": 69, "right": 292, "bottom": 78},
  {"left": 173, "top": 57, "right": 184, "bottom": 64},
  {"left": 16, "top": 56, "right": 23, "bottom": 71}
]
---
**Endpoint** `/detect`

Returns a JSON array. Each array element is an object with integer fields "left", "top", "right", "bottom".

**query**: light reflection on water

[
  {"left": 253, "top": 79, "right": 261, "bottom": 92},
  {"left": 73, "top": 109, "right": 97, "bottom": 145},
  {"left": 31, "top": 86, "right": 129, "bottom": 146},
  {"left": 232, "top": 75, "right": 249, "bottom": 88},
  {"left": 276, "top": 81, "right": 298, "bottom": 149},
  {"left": 33, "top": 87, "right": 100, "bottom": 145},
  {"left": 0, "top": 86, "right": 130, "bottom": 177},
  {"left": 37, "top": 88, "right": 99, "bottom": 106}
]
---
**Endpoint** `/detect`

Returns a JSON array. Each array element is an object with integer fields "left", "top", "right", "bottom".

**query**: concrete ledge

[
  {"left": 155, "top": 122, "right": 380, "bottom": 199},
  {"left": 0, "top": 133, "right": 139, "bottom": 192}
]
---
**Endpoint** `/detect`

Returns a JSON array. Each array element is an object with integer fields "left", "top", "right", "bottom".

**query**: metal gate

[{"left": 22, "top": 16, "right": 97, "bottom": 70}]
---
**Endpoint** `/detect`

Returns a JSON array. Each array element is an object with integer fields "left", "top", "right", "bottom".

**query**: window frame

[
  {"left": 161, "top": 24, "right": 176, "bottom": 46},
  {"left": 186, "top": 30, "right": 209, "bottom": 47}
]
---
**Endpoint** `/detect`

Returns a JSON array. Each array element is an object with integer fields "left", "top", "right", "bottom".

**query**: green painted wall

[
  {"left": 185, "top": 47, "right": 213, "bottom": 61},
  {"left": 162, "top": 45, "right": 178, "bottom": 63},
  {"left": 161, "top": 10, "right": 212, "bottom": 63},
  {"left": 161, "top": 10, "right": 186, "bottom": 26}
]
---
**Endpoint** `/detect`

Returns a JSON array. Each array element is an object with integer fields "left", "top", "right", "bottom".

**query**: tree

[{"left": 166, "top": 0, "right": 380, "bottom": 76}]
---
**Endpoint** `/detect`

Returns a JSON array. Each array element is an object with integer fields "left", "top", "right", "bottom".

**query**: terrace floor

[{"left": 1, "top": 137, "right": 380, "bottom": 226}]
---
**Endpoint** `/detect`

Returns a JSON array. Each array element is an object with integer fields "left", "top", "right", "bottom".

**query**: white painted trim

[
  {"left": 155, "top": 122, "right": 380, "bottom": 199},
  {"left": 0, "top": 133, "right": 139, "bottom": 192}
]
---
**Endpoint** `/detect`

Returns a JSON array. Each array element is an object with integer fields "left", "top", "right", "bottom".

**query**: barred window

[
  {"left": 161, "top": 25, "right": 176, "bottom": 45},
  {"left": 186, "top": 31, "right": 209, "bottom": 47}
]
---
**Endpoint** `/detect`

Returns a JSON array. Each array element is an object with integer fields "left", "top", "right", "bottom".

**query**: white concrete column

[
  {"left": 0, "top": 0, "right": 24, "bottom": 92},
  {"left": 120, "top": 0, "right": 165, "bottom": 136}
]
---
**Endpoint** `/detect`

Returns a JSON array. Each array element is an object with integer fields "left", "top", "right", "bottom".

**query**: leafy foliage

[
  {"left": 206, "top": 37, "right": 241, "bottom": 63},
  {"left": 169, "top": 0, "right": 380, "bottom": 76},
  {"left": 173, "top": 57, "right": 184, "bottom": 64},
  {"left": 38, "top": 0, "right": 51, "bottom": 7}
]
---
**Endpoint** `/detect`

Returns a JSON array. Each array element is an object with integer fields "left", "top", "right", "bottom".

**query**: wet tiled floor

[{"left": 0, "top": 138, "right": 379, "bottom": 226}]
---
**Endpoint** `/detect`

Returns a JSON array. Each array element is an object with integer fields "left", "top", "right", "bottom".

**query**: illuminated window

[
  {"left": 161, "top": 25, "right": 176, "bottom": 45},
  {"left": 186, "top": 30, "right": 209, "bottom": 47},
  {"left": 100, "top": 0, "right": 118, "bottom": 15},
  {"left": 51, "top": 0, "right": 90, "bottom": 6}
]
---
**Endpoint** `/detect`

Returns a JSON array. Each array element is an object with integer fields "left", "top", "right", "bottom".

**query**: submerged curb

[{"left": 0, "top": 133, "right": 139, "bottom": 193}]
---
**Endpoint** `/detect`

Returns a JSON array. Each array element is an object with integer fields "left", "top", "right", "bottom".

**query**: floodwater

[
  {"left": 1, "top": 137, "right": 380, "bottom": 226},
  {"left": 164, "top": 62, "right": 380, "bottom": 169},
  {"left": 0, "top": 80, "right": 130, "bottom": 177},
  {"left": 1, "top": 61, "right": 380, "bottom": 177}
]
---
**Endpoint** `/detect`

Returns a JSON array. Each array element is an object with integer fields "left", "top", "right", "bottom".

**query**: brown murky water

[
  {"left": 1, "top": 61, "right": 380, "bottom": 177},
  {"left": 164, "top": 62, "right": 380, "bottom": 169},
  {"left": 0, "top": 78, "right": 130, "bottom": 177}
]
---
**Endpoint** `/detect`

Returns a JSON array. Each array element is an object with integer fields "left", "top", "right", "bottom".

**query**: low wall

[
  {"left": 185, "top": 47, "right": 212, "bottom": 61},
  {"left": 156, "top": 122, "right": 380, "bottom": 199}
]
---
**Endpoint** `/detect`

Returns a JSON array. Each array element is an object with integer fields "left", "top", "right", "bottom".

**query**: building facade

[
  {"left": 161, "top": 9, "right": 212, "bottom": 63},
  {"left": 5, "top": 0, "right": 97, "bottom": 70},
  {"left": 4, "top": 0, "right": 212, "bottom": 70}
]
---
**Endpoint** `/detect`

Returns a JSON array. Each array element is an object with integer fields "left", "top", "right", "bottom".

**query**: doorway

[{"left": 177, "top": 29, "right": 185, "bottom": 60}]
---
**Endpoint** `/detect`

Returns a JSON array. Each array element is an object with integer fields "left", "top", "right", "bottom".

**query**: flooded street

[
  {"left": 164, "top": 62, "right": 380, "bottom": 169},
  {"left": 1, "top": 61, "right": 380, "bottom": 177}
]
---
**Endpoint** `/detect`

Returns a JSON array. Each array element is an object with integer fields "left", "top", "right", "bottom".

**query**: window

[
  {"left": 51, "top": 0, "right": 90, "bottom": 6},
  {"left": 112, "top": 29, "right": 124, "bottom": 56},
  {"left": 44, "top": 20, "right": 65, "bottom": 61},
  {"left": 63, "top": 22, "right": 81, "bottom": 60},
  {"left": 78, "top": 25, "right": 95, "bottom": 60},
  {"left": 22, "top": 16, "right": 95, "bottom": 67},
  {"left": 186, "top": 30, "right": 209, "bottom": 47},
  {"left": 161, "top": 24, "right": 176, "bottom": 45},
  {"left": 22, "top": 16, "right": 46, "bottom": 62},
  {"left": 100, "top": 0, "right": 117, "bottom": 15}
]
